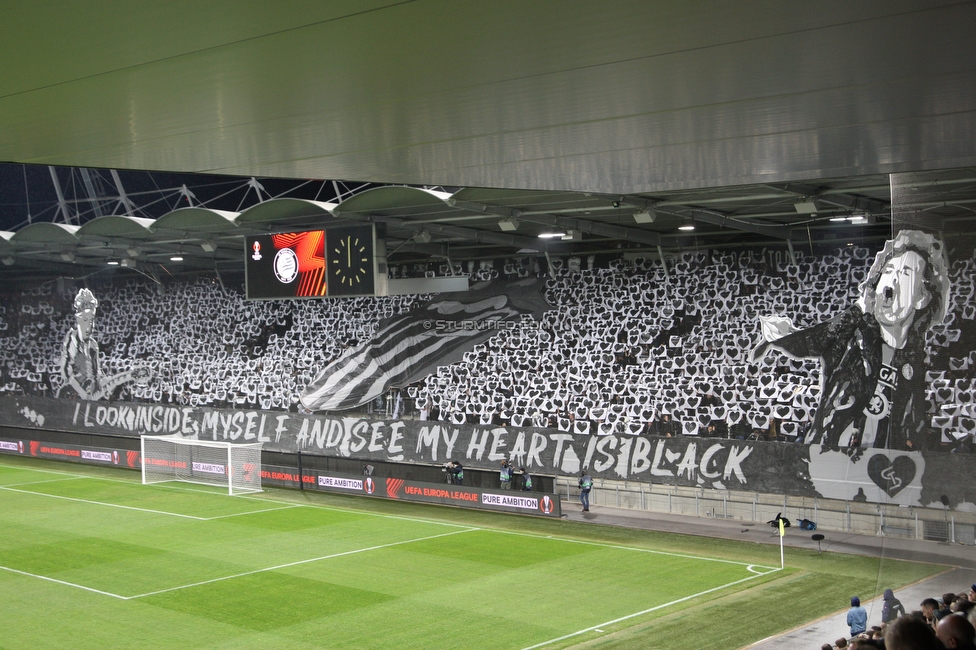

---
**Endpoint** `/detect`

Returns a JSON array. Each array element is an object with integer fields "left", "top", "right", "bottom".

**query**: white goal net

[{"left": 141, "top": 435, "right": 262, "bottom": 495}]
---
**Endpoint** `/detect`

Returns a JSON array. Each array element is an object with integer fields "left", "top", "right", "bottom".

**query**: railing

[{"left": 555, "top": 477, "right": 976, "bottom": 545}]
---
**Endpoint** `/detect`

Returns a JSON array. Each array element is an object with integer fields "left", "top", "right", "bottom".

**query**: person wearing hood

[
  {"left": 883, "top": 588, "right": 906, "bottom": 624},
  {"left": 848, "top": 596, "right": 868, "bottom": 636}
]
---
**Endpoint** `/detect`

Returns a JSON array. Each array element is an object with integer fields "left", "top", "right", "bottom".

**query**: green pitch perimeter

[{"left": 0, "top": 458, "right": 942, "bottom": 649}]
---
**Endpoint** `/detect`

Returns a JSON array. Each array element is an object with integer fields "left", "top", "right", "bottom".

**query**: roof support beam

[
  {"left": 48, "top": 166, "right": 74, "bottom": 225},
  {"left": 619, "top": 195, "right": 792, "bottom": 240},
  {"left": 524, "top": 215, "right": 661, "bottom": 246},
  {"left": 110, "top": 169, "right": 138, "bottom": 217},
  {"left": 450, "top": 198, "right": 661, "bottom": 246},
  {"left": 767, "top": 182, "right": 890, "bottom": 215},
  {"left": 378, "top": 216, "right": 547, "bottom": 252},
  {"left": 79, "top": 168, "right": 105, "bottom": 219}
]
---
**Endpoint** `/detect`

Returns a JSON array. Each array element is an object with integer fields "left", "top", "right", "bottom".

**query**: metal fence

[{"left": 555, "top": 477, "right": 976, "bottom": 545}]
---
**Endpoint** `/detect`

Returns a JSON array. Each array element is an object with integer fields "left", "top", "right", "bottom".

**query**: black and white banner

[
  {"left": 3, "top": 395, "right": 975, "bottom": 511},
  {"left": 301, "top": 277, "right": 551, "bottom": 411}
]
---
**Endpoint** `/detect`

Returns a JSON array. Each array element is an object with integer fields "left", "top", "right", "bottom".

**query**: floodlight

[
  {"left": 794, "top": 201, "right": 818, "bottom": 214},
  {"left": 498, "top": 218, "right": 519, "bottom": 231},
  {"left": 633, "top": 210, "right": 655, "bottom": 223}
]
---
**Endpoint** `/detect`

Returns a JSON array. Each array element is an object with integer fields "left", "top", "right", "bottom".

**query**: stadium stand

[{"left": 1, "top": 245, "right": 975, "bottom": 450}]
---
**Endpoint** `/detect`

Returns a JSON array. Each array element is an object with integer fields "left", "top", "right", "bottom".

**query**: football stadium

[{"left": 2, "top": 4, "right": 976, "bottom": 649}]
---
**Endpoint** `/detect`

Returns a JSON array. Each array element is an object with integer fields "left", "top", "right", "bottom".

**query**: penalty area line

[
  {"left": 520, "top": 568, "right": 782, "bottom": 650},
  {"left": 0, "top": 476, "right": 88, "bottom": 488},
  {"left": 0, "top": 564, "right": 129, "bottom": 600},
  {"left": 203, "top": 504, "right": 304, "bottom": 520},
  {"left": 0, "top": 485, "right": 207, "bottom": 520},
  {"left": 128, "top": 527, "right": 480, "bottom": 599}
]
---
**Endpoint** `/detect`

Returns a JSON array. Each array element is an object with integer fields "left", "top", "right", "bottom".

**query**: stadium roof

[{"left": 1, "top": 3, "right": 975, "bottom": 279}]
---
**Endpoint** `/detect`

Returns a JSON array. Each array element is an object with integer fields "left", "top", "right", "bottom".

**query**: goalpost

[{"left": 141, "top": 434, "right": 263, "bottom": 495}]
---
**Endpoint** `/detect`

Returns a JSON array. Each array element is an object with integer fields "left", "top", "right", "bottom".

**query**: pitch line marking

[
  {"left": 1, "top": 476, "right": 86, "bottom": 488},
  {"left": 0, "top": 462, "right": 236, "bottom": 496},
  {"left": 0, "top": 462, "right": 110, "bottom": 481},
  {"left": 520, "top": 568, "right": 782, "bottom": 650},
  {"left": 237, "top": 493, "right": 478, "bottom": 530},
  {"left": 457, "top": 527, "right": 781, "bottom": 572},
  {"left": 237, "top": 492, "right": 781, "bottom": 571},
  {"left": 0, "top": 485, "right": 208, "bottom": 520},
  {"left": 128, "top": 527, "right": 479, "bottom": 599},
  {"left": 203, "top": 504, "right": 303, "bottom": 520},
  {"left": 0, "top": 462, "right": 478, "bottom": 528},
  {"left": 0, "top": 564, "right": 128, "bottom": 600}
]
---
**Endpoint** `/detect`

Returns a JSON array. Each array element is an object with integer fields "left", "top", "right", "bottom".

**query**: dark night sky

[{"left": 0, "top": 162, "right": 373, "bottom": 231}]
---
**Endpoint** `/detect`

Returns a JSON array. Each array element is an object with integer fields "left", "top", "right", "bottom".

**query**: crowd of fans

[
  {"left": 0, "top": 245, "right": 974, "bottom": 449},
  {"left": 826, "top": 584, "right": 976, "bottom": 649}
]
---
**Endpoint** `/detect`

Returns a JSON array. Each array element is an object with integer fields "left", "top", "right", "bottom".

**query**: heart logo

[{"left": 867, "top": 455, "right": 916, "bottom": 497}]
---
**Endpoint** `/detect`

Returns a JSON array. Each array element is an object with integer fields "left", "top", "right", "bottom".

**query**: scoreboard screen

[{"left": 245, "top": 225, "right": 376, "bottom": 299}]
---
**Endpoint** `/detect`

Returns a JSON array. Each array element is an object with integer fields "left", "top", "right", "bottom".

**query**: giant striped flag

[{"left": 300, "top": 278, "right": 551, "bottom": 411}]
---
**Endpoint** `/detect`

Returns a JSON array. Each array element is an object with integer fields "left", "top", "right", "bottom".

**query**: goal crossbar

[{"left": 141, "top": 434, "right": 262, "bottom": 495}]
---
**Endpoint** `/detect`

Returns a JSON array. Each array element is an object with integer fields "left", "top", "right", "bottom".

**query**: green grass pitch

[{"left": 0, "top": 457, "right": 944, "bottom": 649}]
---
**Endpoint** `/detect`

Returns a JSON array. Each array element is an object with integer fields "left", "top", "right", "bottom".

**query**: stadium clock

[{"left": 328, "top": 228, "right": 375, "bottom": 296}]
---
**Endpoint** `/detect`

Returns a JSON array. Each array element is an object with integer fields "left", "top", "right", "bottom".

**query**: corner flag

[{"left": 778, "top": 518, "right": 785, "bottom": 568}]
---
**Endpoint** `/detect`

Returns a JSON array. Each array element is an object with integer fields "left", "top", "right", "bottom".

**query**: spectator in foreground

[
  {"left": 885, "top": 613, "right": 942, "bottom": 650},
  {"left": 942, "top": 594, "right": 959, "bottom": 619},
  {"left": 953, "top": 600, "right": 975, "bottom": 617},
  {"left": 848, "top": 596, "right": 868, "bottom": 637},
  {"left": 884, "top": 588, "right": 907, "bottom": 624},
  {"left": 937, "top": 614, "right": 976, "bottom": 650},
  {"left": 922, "top": 598, "right": 942, "bottom": 629}
]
